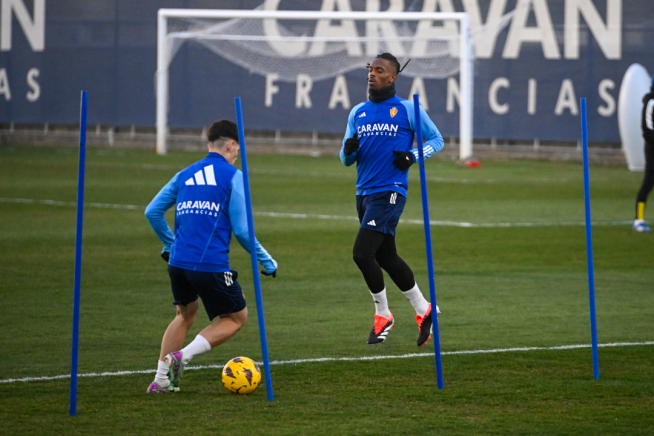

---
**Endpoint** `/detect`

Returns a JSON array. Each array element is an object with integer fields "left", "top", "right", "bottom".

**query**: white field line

[
  {"left": 41, "top": 161, "right": 573, "bottom": 185},
  {"left": 0, "top": 197, "right": 632, "bottom": 228},
  {"left": 0, "top": 197, "right": 144, "bottom": 210},
  {"left": 1, "top": 341, "right": 652, "bottom": 385},
  {"left": 5, "top": 159, "right": 586, "bottom": 185}
]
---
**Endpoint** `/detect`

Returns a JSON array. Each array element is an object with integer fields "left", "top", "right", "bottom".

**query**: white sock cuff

[
  {"left": 195, "top": 334, "right": 211, "bottom": 350},
  {"left": 181, "top": 334, "right": 212, "bottom": 365},
  {"left": 401, "top": 282, "right": 420, "bottom": 294},
  {"left": 154, "top": 359, "right": 170, "bottom": 385},
  {"left": 370, "top": 288, "right": 391, "bottom": 318},
  {"left": 402, "top": 283, "right": 430, "bottom": 315}
]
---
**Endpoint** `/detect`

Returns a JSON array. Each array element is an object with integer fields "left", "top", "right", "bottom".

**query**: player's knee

[
  {"left": 174, "top": 302, "right": 197, "bottom": 326},
  {"left": 177, "top": 311, "right": 196, "bottom": 328},
  {"left": 374, "top": 252, "right": 394, "bottom": 270},
  {"left": 234, "top": 307, "right": 248, "bottom": 329},
  {"left": 353, "top": 249, "right": 374, "bottom": 269}
]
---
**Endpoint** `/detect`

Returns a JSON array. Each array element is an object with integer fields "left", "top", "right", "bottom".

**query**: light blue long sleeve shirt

[{"left": 145, "top": 153, "right": 277, "bottom": 274}]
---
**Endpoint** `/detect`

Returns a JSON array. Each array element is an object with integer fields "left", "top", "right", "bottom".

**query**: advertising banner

[{"left": 0, "top": 0, "right": 652, "bottom": 143}]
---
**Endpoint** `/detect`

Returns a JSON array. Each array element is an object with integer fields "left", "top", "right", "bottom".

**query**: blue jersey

[
  {"left": 339, "top": 95, "right": 444, "bottom": 197},
  {"left": 145, "top": 152, "right": 276, "bottom": 274}
]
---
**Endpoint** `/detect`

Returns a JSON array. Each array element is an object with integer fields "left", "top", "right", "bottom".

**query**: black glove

[
  {"left": 343, "top": 133, "right": 359, "bottom": 155},
  {"left": 392, "top": 150, "right": 414, "bottom": 170},
  {"left": 161, "top": 251, "right": 170, "bottom": 262},
  {"left": 261, "top": 269, "right": 277, "bottom": 278}
]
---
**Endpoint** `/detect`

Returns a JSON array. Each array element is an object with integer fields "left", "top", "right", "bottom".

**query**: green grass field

[{"left": 1, "top": 145, "right": 652, "bottom": 435}]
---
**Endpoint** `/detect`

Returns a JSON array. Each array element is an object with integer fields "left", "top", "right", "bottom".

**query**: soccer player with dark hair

[
  {"left": 340, "top": 53, "right": 444, "bottom": 346},
  {"left": 144, "top": 119, "right": 277, "bottom": 393},
  {"left": 633, "top": 75, "right": 654, "bottom": 232}
]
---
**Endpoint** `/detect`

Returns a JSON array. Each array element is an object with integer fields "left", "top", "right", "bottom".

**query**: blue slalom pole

[
  {"left": 580, "top": 98, "right": 600, "bottom": 380},
  {"left": 70, "top": 90, "right": 88, "bottom": 416},
  {"left": 234, "top": 97, "right": 274, "bottom": 401},
  {"left": 413, "top": 94, "right": 444, "bottom": 389}
]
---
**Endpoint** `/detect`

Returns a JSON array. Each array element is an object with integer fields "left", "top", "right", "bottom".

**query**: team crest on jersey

[{"left": 390, "top": 107, "right": 398, "bottom": 118}]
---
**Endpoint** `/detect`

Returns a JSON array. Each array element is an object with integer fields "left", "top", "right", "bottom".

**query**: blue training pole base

[
  {"left": 235, "top": 97, "right": 274, "bottom": 401},
  {"left": 413, "top": 94, "right": 444, "bottom": 389}
]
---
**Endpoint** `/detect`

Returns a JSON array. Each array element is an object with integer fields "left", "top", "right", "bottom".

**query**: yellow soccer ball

[{"left": 222, "top": 357, "right": 261, "bottom": 394}]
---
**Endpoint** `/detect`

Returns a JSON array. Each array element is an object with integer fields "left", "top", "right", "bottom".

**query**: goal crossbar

[{"left": 156, "top": 9, "right": 474, "bottom": 159}]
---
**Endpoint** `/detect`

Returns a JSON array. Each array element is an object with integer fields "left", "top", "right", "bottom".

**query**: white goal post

[{"left": 156, "top": 9, "right": 474, "bottom": 159}]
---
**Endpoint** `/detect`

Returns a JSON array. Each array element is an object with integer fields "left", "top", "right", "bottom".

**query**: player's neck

[
  {"left": 207, "top": 148, "right": 232, "bottom": 165},
  {"left": 368, "top": 83, "right": 396, "bottom": 103}
]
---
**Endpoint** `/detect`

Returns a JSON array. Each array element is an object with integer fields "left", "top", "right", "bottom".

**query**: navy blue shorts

[
  {"left": 168, "top": 265, "right": 246, "bottom": 321},
  {"left": 356, "top": 191, "right": 406, "bottom": 235}
]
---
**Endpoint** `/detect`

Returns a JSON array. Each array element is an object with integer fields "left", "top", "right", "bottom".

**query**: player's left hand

[
  {"left": 392, "top": 150, "right": 414, "bottom": 170},
  {"left": 161, "top": 251, "right": 170, "bottom": 262},
  {"left": 261, "top": 269, "right": 277, "bottom": 278}
]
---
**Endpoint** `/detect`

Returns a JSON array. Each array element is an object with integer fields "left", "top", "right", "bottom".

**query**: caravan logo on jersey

[
  {"left": 176, "top": 200, "right": 220, "bottom": 217},
  {"left": 357, "top": 123, "right": 399, "bottom": 138}
]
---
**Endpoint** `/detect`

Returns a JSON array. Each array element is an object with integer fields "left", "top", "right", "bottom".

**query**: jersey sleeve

[
  {"left": 144, "top": 172, "right": 179, "bottom": 253},
  {"left": 403, "top": 101, "right": 444, "bottom": 162},
  {"left": 228, "top": 171, "right": 278, "bottom": 274},
  {"left": 340, "top": 105, "right": 361, "bottom": 166}
]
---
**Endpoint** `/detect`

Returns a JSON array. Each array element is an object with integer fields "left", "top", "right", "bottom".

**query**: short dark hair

[
  {"left": 207, "top": 119, "right": 238, "bottom": 143},
  {"left": 375, "top": 53, "right": 410, "bottom": 75}
]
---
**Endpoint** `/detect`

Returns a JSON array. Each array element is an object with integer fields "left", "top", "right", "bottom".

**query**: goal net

[{"left": 156, "top": 8, "right": 508, "bottom": 158}]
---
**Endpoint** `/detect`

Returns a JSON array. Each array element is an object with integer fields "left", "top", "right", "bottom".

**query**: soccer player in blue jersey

[
  {"left": 340, "top": 53, "right": 444, "bottom": 347},
  {"left": 144, "top": 120, "right": 278, "bottom": 394}
]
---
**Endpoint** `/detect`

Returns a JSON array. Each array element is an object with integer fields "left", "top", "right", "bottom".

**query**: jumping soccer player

[
  {"left": 633, "top": 75, "right": 654, "bottom": 232},
  {"left": 340, "top": 53, "right": 444, "bottom": 347},
  {"left": 144, "top": 120, "right": 277, "bottom": 394}
]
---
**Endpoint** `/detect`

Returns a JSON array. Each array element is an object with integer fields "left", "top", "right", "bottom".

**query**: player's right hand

[
  {"left": 343, "top": 132, "right": 359, "bottom": 155},
  {"left": 261, "top": 269, "right": 277, "bottom": 278},
  {"left": 161, "top": 251, "right": 170, "bottom": 262}
]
